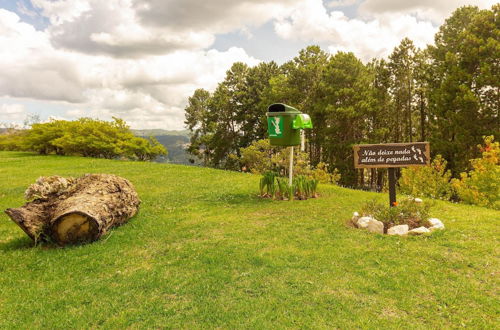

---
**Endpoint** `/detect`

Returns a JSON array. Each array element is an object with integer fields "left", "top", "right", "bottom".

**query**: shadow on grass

[
  {"left": 0, "top": 152, "right": 38, "bottom": 158},
  {"left": 0, "top": 236, "right": 35, "bottom": 251}
]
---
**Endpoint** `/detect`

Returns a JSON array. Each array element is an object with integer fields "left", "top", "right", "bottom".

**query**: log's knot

[{"left": 25, "top": 176, "right": 75, "bottom": 201}]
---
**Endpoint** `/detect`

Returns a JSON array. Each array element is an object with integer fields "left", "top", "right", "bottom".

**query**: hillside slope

[{"left": 0, "top": 152, "right": 498, "bottom": 328}]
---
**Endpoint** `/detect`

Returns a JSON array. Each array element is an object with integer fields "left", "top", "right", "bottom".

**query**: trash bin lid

[
  {"left": 267, "top": 103, "right": 301, "bottom": 114},
  {"left": 293, "top": 114, "right": 313, "bottom": 129}
]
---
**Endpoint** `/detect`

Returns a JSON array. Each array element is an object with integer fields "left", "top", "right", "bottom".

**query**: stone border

[{"left": 351, "top": 212, "right": 445, "bottom": 236}]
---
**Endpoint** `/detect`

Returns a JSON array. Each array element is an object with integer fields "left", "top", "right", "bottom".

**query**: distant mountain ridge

[{"left": 132, "top": 129, "right": 191, "bottom": 165}]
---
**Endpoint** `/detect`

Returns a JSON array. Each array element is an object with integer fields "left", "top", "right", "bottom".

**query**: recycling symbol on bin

[{"left": 268, "top": 116, "right": 283, "bottom": 137}]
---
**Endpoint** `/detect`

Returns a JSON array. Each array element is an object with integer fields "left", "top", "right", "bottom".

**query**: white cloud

[
  {"left": 0, "top": 9, "right": 259, "bottom": 129},
  {"left": 327, "top": 0, "right": 360, "bottom": 8},
  {"left": 31, "top": 0, "right": 91, "bottom": 25},
  {"left": 0, "top": 104, "right": 27, "bottom": 124},
  {"left": 36, "top": 0, "right": 302, "bottom": 57},
  {"left": 274, "top": 0, "right": 437, "bottom": 61},
  {"left": 359, "top": 0, "right": 497, "bottom": 23}
]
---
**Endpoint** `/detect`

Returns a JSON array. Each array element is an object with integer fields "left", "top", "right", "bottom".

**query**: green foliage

[
  {"left": 361, "top": 197, "right": 432, "bottom": 229},
  {"left": 185, "top": 62, "right": 280, "bottom": 169},
  {"left": 452, "top": 136, "right": 500, "bottom": 209},
  {"left": 310, "top": 162, "right": 341, "bottom": 184},
  {"left": 399, "top": 155, "right": 454, "bottom": 200},
  {"left": 276, "top": 177, "right": 293, "bottom": 200},
  {"left": 428, "top": 5, "right": 500, "bottom": 175},
  {"left": 240, "top": 139, "right": 274, "bottom": 174},
  {"left": 259, "top": 171, "right": 277, "bottom": 197},
  {"left": 260, "top": 173, "right": 318, "bottom": 200},
  {"left": 5, "top": 117, "right": 167, "bottom": 161},
  {"left": 294, "top": 175, "right": 319, "bottom": 200},
  {"left": 0, "top": 129, "right": 27, "bottom": 151},
  {"left": 240, "top": 139, "right": 341, "bottom": 185}
]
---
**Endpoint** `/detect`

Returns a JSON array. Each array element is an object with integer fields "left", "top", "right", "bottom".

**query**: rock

[
  {"left": 414, "top": 198, "right": 423, "bottom": 203},
  {"left": 428, "top": 218, "right": 445, "bottom": 231},
  {"left": 366, "top": 219, "right": 384, "bottom": 234},
  {"left": 353, "top": 211, "right": 360, "bottom": 218},
  {"left": 387, "top": 224, "right": 409, "bottom": 236},
  {"left": 356, "top": 216, "right": 371, "bottom": 229},
  {"left": 409, "top": 226, "right": 430, "bottom": 235}
]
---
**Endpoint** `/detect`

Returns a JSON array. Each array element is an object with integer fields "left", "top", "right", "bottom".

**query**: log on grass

[{"left": 5, "top": 174, "right": 140, "bottom": 245}]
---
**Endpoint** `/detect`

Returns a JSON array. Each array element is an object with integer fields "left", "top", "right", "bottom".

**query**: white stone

[
  {"left": 428, "top": 218, "right": 445, "bottom": 231},
  {"left": 414, "top": 198, "right": 423, "bottom": 203},
  {"left": 409, "top": 226, "right": 430, "bottom": 235},
  {"left": 356, "top": 216, "right": 371, "bottom": 229},
  {"left": 387, "top": 224, "right": 409, "bottom": 236},
  {"left": 353, "top": 212, "right": 360, "bottom": 217},
  {"left": 366, "top": 219, "right": 384, "bottom": 234}
]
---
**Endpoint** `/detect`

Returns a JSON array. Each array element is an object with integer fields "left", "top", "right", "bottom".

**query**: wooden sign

[
  {"left": 353, "top": 142, "right": 431, "bottom": 207},
  {"left": 353, "top": 142, "right": 430, "bottom": 169}
]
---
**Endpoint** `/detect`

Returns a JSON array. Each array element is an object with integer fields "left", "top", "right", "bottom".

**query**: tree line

[{"left": 184, "top": 5, "right": 499, "bottom": 187}]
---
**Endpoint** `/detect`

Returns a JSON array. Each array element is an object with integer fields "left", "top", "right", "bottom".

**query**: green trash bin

[{"left": 267, "top": 103, "right": 305, "bottom": 146}]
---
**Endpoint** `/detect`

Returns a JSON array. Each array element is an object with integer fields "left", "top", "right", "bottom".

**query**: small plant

[
  {"left": 259, "top": 174, "right": 319, "bottom": 200},
  {"left": 259, "top": 171, "right": 277, "bottom": 197},
  {"left": 360, "top": 197, "right": 432, "bottom": 229},
  {"left": 276, "top": 177, "right": 293, "bottom": 200}
]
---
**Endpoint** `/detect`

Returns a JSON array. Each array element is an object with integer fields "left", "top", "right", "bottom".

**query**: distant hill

[
  {"left": 132, "top": 129, "right": 192, "bottom": 165},
  {"left": 132, "top": 129, "right": 190, "bottom": 137}
]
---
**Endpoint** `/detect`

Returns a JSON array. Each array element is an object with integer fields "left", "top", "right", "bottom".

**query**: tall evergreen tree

[{"left": 428, "top": 5, "right": 499, "bottom": 174}]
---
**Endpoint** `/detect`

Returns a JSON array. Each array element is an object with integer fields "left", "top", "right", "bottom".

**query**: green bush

[
  {"left": 360, "top": 197, "right": 432, "bottom": 229},
  {"left": 399, "top": 155, "right": 453, "bottom": 200},
  {"left": 452, "top": 136, "right": 500, "bottom": 209},
  {"left": 241, "top": 139, "right": 340, "bottom": 184},
  {"left": 310, "top": 162, "right": 341, "bottom": 184}
]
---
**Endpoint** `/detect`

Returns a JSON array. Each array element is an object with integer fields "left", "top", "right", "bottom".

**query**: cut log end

[
  {"left": 5, "top": 174, "right": 140, "bottom": 246},
  {"left": 52, "top": 213, "right": 99, "bottom": 245}
]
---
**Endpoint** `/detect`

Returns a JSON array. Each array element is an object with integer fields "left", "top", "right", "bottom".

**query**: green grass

[{"left": 0, "top": 151, "right": 498, "bottom": 329}]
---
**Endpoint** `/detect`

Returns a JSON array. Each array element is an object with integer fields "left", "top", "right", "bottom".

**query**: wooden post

[
  {"left": 289, "top": 146, "right": 294, "bottom": 187},
  {"left": 388, "top": 167, "right": 396, "bottom": 207}
]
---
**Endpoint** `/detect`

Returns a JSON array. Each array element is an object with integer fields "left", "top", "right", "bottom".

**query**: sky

[{"left": 0, "top": 0, "right": 496, "bottom": 130}]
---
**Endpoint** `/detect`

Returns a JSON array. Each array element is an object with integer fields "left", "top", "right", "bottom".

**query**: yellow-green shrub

[
  {"left": 399, "top": 155, "right": 453, "bottom": 200},
  {"left": 240, "top": 139, "right": 340, "bottom": 184},
  {"left": 452, "top": 136, "right": 500, "bottom": 209}
]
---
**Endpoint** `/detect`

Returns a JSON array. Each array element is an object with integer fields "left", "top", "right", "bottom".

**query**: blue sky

[{"left": 0, "top": 0, "right": 496, "bottom": 129}]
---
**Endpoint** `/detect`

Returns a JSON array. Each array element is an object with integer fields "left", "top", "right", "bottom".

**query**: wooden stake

[
  {"left": 388, "top": 167, "right": 397, "bottom": 207},
  {"left": 289, "top": 146, "right": 294, "bottom": 187}
]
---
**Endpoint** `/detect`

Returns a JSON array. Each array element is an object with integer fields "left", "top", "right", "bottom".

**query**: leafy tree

[
  {"left": 388, "top": 38, "right": 418, "bottom": 143},
  {"left": 319, "top": 51, "right": 371, "bottom": 185},
  {"left": 21, "top": 117, "right": 166, "bottom": 160},
  {"left": 184, "top": 88, "right": 213, "bottom": 165},
  {"left": 428, "top": 5, "right": 500, "bottom": 175}
]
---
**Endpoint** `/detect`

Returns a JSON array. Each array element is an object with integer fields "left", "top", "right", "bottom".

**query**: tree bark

[{"left": 5, "top": 174, "right": 140, "bottom": 246}]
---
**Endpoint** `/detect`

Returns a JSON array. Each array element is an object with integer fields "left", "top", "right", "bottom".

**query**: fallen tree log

[{"left": 5, "top": 174, "right": 140, "bottom": 245}]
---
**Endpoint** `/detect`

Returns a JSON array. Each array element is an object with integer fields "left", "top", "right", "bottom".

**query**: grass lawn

[{"left": 0, "top": 151, "right": 498, "bottom": 328}]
